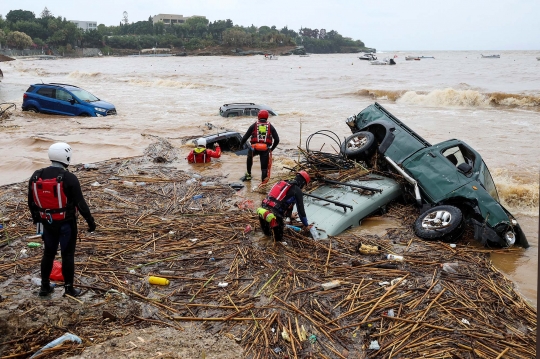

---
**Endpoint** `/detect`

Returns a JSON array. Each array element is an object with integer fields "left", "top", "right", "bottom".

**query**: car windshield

[
  {"left": 70, "top": 89, "right": 99, "bottom": 102},
  {"left": 479, "top": 161, "right": 500, "bottom": 202}
]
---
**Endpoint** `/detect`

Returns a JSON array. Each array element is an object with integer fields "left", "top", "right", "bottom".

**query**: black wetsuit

[
  {"left": 239, "top": 121, "right": 280, "bottom": 181},
  {"left": 28, "top": 166, "right": 94, "bottom": 287},
  {"left": 260, "top": 180, "right": 307, "bottom": 241}
]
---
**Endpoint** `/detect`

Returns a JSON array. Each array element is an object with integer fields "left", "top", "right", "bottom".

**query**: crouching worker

[
  {"left": 28, "top": 142, "right": 96, "bottom": 298},
  {"left": 187, "top": 138, "right": 221, "bottom": 163},
  {"left": 257, "top": 171, "right": 311, "bottom": 241}
]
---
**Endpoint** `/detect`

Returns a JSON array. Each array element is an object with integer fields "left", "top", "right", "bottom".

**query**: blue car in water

[{"left": 22, "top": 83, "right": 117, "bottom": 117}]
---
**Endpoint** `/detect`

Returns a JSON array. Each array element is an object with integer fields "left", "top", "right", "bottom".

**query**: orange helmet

[
  {"left": 297, "top": 170, "right": 310, "bottom": 185},
  {"left": 258, "top": 109, "right": 269, "bottom": 120}
]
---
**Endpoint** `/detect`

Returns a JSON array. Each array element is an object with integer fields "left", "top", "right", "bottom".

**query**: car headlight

[
  {"left": 504, "top": 231, "right": 516, "bottom": 246},
  {"left": 94, "top": 107, "right": 106, "bottom": 113},
  {"left": 511, "top": 219, "right": 518, "bottom": 226}
]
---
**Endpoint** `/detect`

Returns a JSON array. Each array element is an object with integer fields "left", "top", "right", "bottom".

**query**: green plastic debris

[
  {"left": 28, "top": 242, "right": 42, "bottom": 248},
  {"left": 308, "top": 334, "right": 317, "bottom": 344}
]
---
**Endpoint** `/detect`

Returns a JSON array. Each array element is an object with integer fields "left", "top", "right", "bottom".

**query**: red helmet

[
  {"left": 258, "top": 110, "right": 269, "bottom": 120},
  {"left": 297, "top": 170, "right": 310, "bottom": 185}
]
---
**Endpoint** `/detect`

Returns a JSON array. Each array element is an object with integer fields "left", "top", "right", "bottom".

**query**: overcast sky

[{"left": 1, "top": 0, "right": 539, "bottom": 51}]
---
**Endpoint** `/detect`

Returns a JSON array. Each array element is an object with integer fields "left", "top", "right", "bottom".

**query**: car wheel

[
  {"left": 414, "top": 205, "right": 464, "bottom": 242},
  {"left": 26, "top": 106, "right": 39, "bottom": 113},
  {"left": 341, "top": 131, "right": 376, "bottom": 159},
  {"left": 79, "top": 113, "right": 91, "bottom": 117}
]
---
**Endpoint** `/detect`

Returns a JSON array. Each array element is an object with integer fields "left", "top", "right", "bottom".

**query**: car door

[
  {"left": 55, "top": 89, "right": 78, "bottom": 115},
  {"left": 35, "top": 87, "right": 57, "bottom": 113}
]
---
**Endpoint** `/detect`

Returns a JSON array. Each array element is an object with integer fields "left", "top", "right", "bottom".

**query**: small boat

[
  {"left": 481, "top": 54, "right": 500, "bottom": 58},
  {"left": 263, "top": 54, "right": 278, "bottom": 60},
  {"left": 299, "top": 54, "right": 311, "bottom": 57},
  {"left": 370, "top": 57, "right": 396, "bottom": 65},
  {"left": 359, "top": 53, "right": 377, "bottom": 61},
  {"left": 536, "top": 57, "right": 540, "bottom": 61},
  {"left": 418, "top": 56, "right": 435, "bottom": 59},
  {"left": 405, "top": 56, "right": 420, "bottom": 61}
]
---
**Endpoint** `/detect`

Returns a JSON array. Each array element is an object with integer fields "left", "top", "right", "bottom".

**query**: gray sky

[{"left": 1, "top": 0, "right": 539, "bottom": 51}]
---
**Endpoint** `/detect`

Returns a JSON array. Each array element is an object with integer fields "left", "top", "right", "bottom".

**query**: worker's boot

[
  {"left": 38, "top": 281, "right": 55, "bottom": 297},
  {"left": 64, "top": 284, "right": 82, "bottom": 297},
  {"left": 242, "top": 172, "right": 252, "bottom": 182}
]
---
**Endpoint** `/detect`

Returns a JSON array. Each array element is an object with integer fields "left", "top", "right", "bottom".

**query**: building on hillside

[
  {"left": 151, "top": 14, "right": 206, "bottom": 25},
  {"left": 69, "top": 20, "right": 98, "bottom": 31}
]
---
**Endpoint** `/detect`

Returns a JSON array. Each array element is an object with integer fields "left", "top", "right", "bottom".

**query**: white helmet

[
  {"left": 48, "top": 142, "right": 72, "bottom": 166},
  {"left": 196, "top": 138, "right": 207, "bottom": 147}
]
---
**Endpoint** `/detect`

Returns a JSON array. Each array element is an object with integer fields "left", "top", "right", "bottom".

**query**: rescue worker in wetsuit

[
  {"left": 187, "top": 138, "right": 221, "bottom": 163},
  {"left": 257, "top": 171, "right": 311, "bottom": 241},
  {"left": 239, "top": 110, "right": 279, "bottom": 183},
  {"left": 27, "top": 142, "right": 96, "bottom": 297}
]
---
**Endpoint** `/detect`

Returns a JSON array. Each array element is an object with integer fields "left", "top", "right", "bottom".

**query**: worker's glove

[
  {"left": 87, "top": 217, "right": 96, "bottom": 233},
  {"left": 300, "top": 217, "right": 309, "bottom": 227}
]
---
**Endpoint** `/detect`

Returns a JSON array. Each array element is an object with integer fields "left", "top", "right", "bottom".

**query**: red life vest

[
  {"left": 262, "top": 180, "right": 291, "bottom": 211},
  {"left": 192, "top": 147, "right": 207, "bottom": 163},
  {"left": 250, "top": 121, "right": 273, "bottom": 145},
  {"left": 32, "top": 171, "right": 68, "bottom": 222}
]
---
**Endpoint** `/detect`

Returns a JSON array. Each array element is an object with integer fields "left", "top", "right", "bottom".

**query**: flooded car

[{"left": 306, "top": 102, "right": 528, "bottom": 248}]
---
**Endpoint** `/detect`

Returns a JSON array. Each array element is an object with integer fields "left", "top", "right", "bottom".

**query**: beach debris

[
  {"left": 357, "top": 242, "right": 380, "bottom": 254},
  {"left": 29, "top": 333, "right": 82, "bottom": 359},
  {"left": 368, "top": 340, "right": 380, "bottom": 350},
  {"left": 386, "top": 253, "right": 404, "bottom": 261},
  {"left": 321, "top": 280, "right": 341, "bottom": 291}
]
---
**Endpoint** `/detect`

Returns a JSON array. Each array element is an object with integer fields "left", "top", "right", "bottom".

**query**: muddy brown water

[{"left": 0, "top": 51, "right": 537, "bottom": 305}]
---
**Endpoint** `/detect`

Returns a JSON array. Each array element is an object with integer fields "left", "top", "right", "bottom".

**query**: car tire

[
  {"left": 341, "top": 131, "right": 376, "bottom": 159},
  {"left": 26, "top": 106, "right": 39, "bottom": 113},
  {"left": 414, "top": 205, "right": 464, "bottom": 242},
  {"left": 79, "top": 113, "right": 91, "bottom": 117}
]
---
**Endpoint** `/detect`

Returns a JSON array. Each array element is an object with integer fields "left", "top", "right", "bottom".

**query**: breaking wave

[
  {"left": 128, "top": 79, "right": 221, "bottom": 89},
  {"left": 353, "top": 88, "right": 540, "bottom": 110},
  {"left": 493, "top": 168, "right": 539, "bottom": 215},
  {"left": 68, "top": 70, "right": 102, "bottom": 79}
]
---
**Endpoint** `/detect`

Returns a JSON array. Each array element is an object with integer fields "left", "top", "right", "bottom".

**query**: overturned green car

[{"left": 306, "top": 103, "right": 528, "bottom": 248}]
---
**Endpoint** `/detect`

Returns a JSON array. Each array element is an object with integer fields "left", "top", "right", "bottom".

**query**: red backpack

[{"left": 32, "top": 170, "right": 68, "bottom": 223}]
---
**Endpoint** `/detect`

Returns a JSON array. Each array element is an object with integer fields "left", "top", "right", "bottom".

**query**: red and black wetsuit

[
  {"left": 240, "top": 120, "right": 280, "bottom": 180},
  {"left": 28, "top": 166, "right": 94, "bottom": 287}
]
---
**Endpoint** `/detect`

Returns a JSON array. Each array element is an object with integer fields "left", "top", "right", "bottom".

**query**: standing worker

[
  {"left": 28, "top": 142, "right": 96, "bottom": 297},
  {"left": 239, "top": 110, "right": 279, "bottom": 183},
  {"left": 187, "top": 138, "right": 221, "bottom": 163},
  {"left": 257, "top": 171, "right": 311, "bottom": 241}
]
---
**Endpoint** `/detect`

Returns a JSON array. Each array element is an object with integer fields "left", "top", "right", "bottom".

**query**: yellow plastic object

[{"left": 148, "top": 276, "right": 170, "bottom": 286}]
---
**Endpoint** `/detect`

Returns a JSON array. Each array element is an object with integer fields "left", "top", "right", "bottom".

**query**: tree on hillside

[
  {"left": 6, "top": 10, "right": 35, "bottom": 23},
  {"left": 40, "top": 7, "right": 53, "bottom": 19},
  {"left": 7, "top": 31, "right": 32, "bottom": 49},
  {"left": 0, "top": 29, "right": 6, "bottom": 46},
  {"left": 222, "top": 28, "right": 251, "bottom": 47}
]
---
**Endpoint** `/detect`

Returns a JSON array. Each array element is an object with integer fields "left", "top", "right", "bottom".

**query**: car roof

[
  {"left": 221, "top": 103, "right": 274, "bottom": 111},
  {"left": 33, "top": 83, "right": 81, "bottom": 90}
]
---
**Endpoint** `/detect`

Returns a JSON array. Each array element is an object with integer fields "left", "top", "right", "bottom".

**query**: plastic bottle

[
  {"left": 192, "top": 174, "right": 202, "bottom": 179},
  {"left": 192, "top": 194, "right": 204, "bottom": 200},
  {"left": 186, "top": 178, "right": 197, "bottom": 185},
  {"left": 136, "top": 182, "right": 146, "bottom": 186},
  {"left": 286, "top": 225, "right": 302, "bottom": 232},
  {"left": 28, "top": 242, "right": 42, "bottom": 248},
  {"left": 310, "top": 227, "right": 320, "bottom": 240},
  {"left": 122, "top": 181, "right": 134, "bottom": 187},
  {"left": 201, "top": 181, "right": 216, "bottom": 187},
  {"left": 441, "top": 262, "right": 459, "bottom": 273},
  {"left": 83, "top": 164, "right": 98, "bottom": 170},
  {"left": 386, "top": 254, "right": 404, "bottom": 261},
  {"left": 104, "top": 188, "right": 119, "bottom": 196},
  {"left": 29, "top": 333, "right": 82, "bottom": 359},
  {"left": 148, "top": 276, "right": 170, "bottom": 286}
]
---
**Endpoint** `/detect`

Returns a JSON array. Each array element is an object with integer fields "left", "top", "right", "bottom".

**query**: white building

[
  {"left": 151, "top": 14, "right": 205, "bottom": 25},
  {"left": 69, "top": 20, "right": 98, "bottom": 31}
]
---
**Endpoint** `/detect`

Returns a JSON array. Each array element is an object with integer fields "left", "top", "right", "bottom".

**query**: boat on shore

[
  {"left": 481, "top": 54, "right": 500, "bottom": 58},
  {"left": 370, "top": 57, "right": 396, "bottom": 65},
  {"left": 263, "top": 54, "right": 278, "bottom": 60},
  {"left": 405, "top": 56, "right": 420, "bottom": 61},
  {"left": 536, "top": 56, "right": 540, "bottom": 61},
  {"left": 419, "top": 56, "right": 435, "bottom": 59},
  {"left": 359, "top": 53, "right": 377, "bottom": 61}
]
